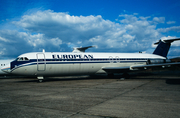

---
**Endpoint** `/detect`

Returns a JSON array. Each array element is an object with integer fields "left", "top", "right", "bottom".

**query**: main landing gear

[
  {"left": 37, "top": 76, "right": 44, "bottom": 82},
  {"left": 107, "top": 73, "right": 114, "bottom": 78},
  {"left": 122, "top": 72, "right": 130, "bottom": 79},
  {"left": 107, "top": 73, "right": 130, "bottom": 79}
]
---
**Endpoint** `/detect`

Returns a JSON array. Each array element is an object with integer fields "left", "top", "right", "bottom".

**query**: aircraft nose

[{"left": 1, "top": 64, "right": 11, "bottom": 73}]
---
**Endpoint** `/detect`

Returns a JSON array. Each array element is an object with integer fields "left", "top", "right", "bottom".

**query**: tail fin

[{"left": 153, "top": 38, "right": 180, "bottom": 58}]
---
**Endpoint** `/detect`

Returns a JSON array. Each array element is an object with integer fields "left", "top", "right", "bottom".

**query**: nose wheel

[
  {"left": 39, "top": 79, "right": 43, "bottom": 82},
  {"left": 37, "top": 76, "right": 44, "bottom": 82}
]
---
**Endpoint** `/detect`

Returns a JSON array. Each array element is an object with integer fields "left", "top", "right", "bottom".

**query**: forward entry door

[{"left": 37, "top": 53, "right": 46, "bottom": 71}]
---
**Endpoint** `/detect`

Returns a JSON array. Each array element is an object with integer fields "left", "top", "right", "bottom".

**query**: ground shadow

[
  {"left": 166, "top": 79, "right": 180, "bottom": 85},
  {"left": 14, "top": 75, "right": 113, "bottom": 83}
]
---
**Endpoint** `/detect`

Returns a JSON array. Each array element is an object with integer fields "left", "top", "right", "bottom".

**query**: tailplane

[
  {"left": 153, "top": 38, "right": 180, "bottom": 58},
  {"left": 72, "top": 46, "right": 95, "bottom": 53}
]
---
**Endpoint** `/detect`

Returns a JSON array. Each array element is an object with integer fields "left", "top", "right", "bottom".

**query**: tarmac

[{"left": 0, "top": 72, "right": 180, "bottom": 118}]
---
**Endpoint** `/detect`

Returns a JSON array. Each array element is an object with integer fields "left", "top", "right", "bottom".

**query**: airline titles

[{"left": 52, "top": 54, "right": 93, "bottom": 59}]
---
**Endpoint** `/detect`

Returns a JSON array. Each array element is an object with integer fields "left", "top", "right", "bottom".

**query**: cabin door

[{"left": 37, "top": 53, "right": 46, "bottom": 71}]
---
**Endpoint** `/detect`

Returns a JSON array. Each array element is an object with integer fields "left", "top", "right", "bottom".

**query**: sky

[{"left": 0, "top": 0, "right": 180, "bottom": 59}]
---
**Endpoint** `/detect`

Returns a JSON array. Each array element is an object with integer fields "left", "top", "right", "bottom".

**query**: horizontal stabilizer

[
  {"left": 154, "top": 38, "right": 180, "bottom": 45},
  {"left": 73, "top": 46, "right": 95, "bottom": 53}
]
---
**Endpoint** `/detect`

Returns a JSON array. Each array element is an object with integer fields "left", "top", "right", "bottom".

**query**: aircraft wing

[
  {"left": 130, "top": 62, "right": 180, "bottom": 70},
  {"left": 102, "top": 66, "right": 130, "bottom": 73},
  {"left": 102, "top": 62, "right": 180, "bottom": 73}
]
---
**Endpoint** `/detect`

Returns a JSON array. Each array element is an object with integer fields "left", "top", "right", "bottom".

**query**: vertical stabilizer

[{"left": 153, "top": 38, "right": 180, "bottom": 58}]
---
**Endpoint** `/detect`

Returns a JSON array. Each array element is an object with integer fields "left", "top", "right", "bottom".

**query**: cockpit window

[
  {"left": 15, "top": 58, "right": 19, "bottom": 61},
  {"left": 17, "top": 57, "right": 29, "bottom": 61},
  {"left": 19, "top": 57, "right": 24, "bottom": 61},
  {"left": 24, "top": 57, "right": 29, "bottom": 61}
]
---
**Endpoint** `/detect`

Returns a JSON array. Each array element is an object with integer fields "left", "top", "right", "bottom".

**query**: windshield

[{"left": 16, "top": 57, "right": 29, "bottom": 61}]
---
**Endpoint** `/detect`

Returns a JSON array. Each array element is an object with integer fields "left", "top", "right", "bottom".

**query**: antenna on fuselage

[{"left": 42, "top": 49, "right": 45, "bottom": 53}]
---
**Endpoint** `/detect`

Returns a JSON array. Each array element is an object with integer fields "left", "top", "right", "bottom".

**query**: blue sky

[{"left": 0, "top": 0, "right": 180, "bottom": 59}]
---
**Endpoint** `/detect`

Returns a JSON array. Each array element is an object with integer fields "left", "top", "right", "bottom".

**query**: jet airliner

[
  {"left": 0, "top": 59, "right": 14, "bottom": 75},
  {"left": 2, "top": 38, "right": 180, "bottom": 82},
  {"left": 0, "top": 46, "right": 90, "bottom": 76}
]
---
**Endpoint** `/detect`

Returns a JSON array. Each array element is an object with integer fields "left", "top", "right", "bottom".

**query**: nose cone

[{"left": 1, "top": 64, "right": 11, "bottom": 73}]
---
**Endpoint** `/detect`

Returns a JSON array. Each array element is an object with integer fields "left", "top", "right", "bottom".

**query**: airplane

[
  {"left": 2, "top": 38, "right": 180, "bottom": 82},
  {"left": 0, "top": 46, "right": 92, "bottom": 76},
  {"left": 0, "top": 46, "right": 92, "bottom": 73},
  {"left": 0, "top": 59, "right": 14, "bottom": 75}
]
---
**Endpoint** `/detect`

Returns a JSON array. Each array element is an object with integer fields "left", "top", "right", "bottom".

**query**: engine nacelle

[{"left": 147, "top": 59, "right": 171, "bottom": 64}]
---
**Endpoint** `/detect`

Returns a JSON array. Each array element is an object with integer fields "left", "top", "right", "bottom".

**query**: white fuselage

[{"left": 8, "top": 52, "right": 165, "bottom": 77}]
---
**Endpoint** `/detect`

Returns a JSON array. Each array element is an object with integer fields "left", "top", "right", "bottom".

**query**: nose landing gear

[{"left": 37, "top": 76, "right": 44, "bottom": 82}]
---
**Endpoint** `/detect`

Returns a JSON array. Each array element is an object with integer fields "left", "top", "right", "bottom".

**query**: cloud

[
  {"left": 0, "top": 10, "right": 180, "bottom": 59},
  {"left": 168, "top": 48, "right": 180, "bottom": 58},
  {"left": 51, "top": 37, "right": 62, "bottom": 46},
  {"left": 0, "top": 36, "right": 10, "bottom": 42},
  {"left": 15, "top": 10, "right": 114, "bottom": 42},
  {"left": 157, "top": 26, "right": 180, "bottom": 32},
  {"left": 167, "top": 21, "right": 176, "bottom": 24},
  {"left": 0, "top": 30, "right": 33, "bottom": 58},
  {"left": 153, "top": 17, "right": 165, "bottom": 23},
  {"left": 15, "top": 11, "right": 164, "bottom": 52},
  {"left": 118, "top": 15, "right": 162, "bottom": 51},
  {"left": 0, "top": 29, "right": 64, "bottom": 58}
]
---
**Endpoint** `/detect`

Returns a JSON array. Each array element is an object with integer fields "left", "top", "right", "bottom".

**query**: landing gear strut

[
  {"left": 122, "top": 73, "right": 130, "bottom": 79},
  {"left": 107, "top": 73, "right": 114, "bottom": 78}
]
